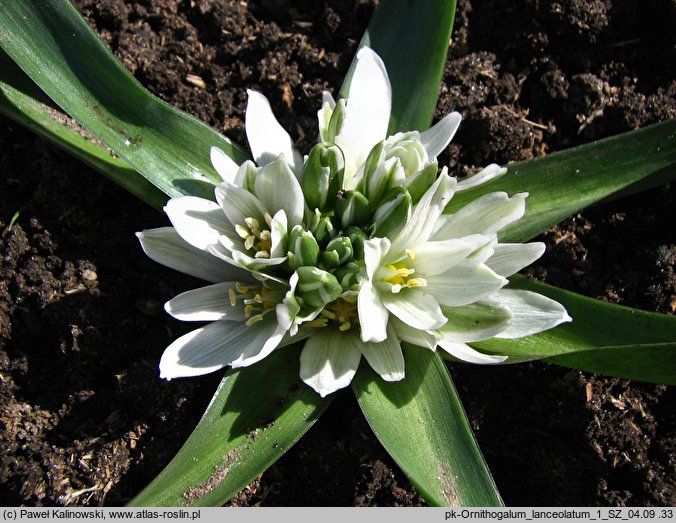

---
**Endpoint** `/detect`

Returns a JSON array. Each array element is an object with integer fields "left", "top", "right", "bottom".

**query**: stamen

[
  {"left": 235, "top": 224, "right": 250, "bottom": 239},
  {"left": 264, "top": 212, "right": 273, "bottom": 227},
  {"left": 254, "top": 250, "right": 270, "bottom": 258},
  {"left": 244, "top": 235, "right": 256, "bottom": 250},
  {"left": 306, "top": 318, "right": 329, "bottom": 328},
  {"left": 228, "top": 289, "right": 237, "bottom": 306},
  {"left": 252, "top": 294, "right": 263, "bottom": 303},
  {"left": 406, "top": 249, "right": 416, "bottom": 260},
  {"left": 320, "top": 309, "right": 337, "bottom": 319},
  {"left": 407, "top": 278, "right": 427, "bottom": 288},
  {"left": 235, "top": 282, "right": 249, "bottom": 293},
  {"left": 244, "top": 304, "right": 254, "bottom": 317},
  {"left": 245, "top": 314, "right": 264, "bottom": 326},
  {"left": 339, "top": 321, "right": 351, "bottom": 332},
  {"left": 259, "top": 230, "right": 271, "bottom": 240},
  {"left": 391, "top": 284, "right": 402, "bottom": 293},
  {"left": 244, "top": 217, "right": 260, "bottom": 230}
]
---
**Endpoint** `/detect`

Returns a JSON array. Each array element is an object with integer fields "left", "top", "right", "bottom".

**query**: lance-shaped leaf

[
  {"left": 0, "top": 0, "right": 248, "bottom": 201},
  {"left": 461, "top": 277, "right": 676, "bottom": 385},
  {"left": 352, "top": 345, "right": 503, "bottom": 507},
  {"left": 0, "top": 51, "right": 167, "bottom": 209},
  {"left": 447, "top": 119, "right": 676, "bottom": 243},
  {"left": 340, "top": 0, "right": 457, "bottom": 133},
  {"left": 129, "top": 348, "right": 330, "bottom": 507}
]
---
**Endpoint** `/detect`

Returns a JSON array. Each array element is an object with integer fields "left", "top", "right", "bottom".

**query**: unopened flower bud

[
  {"left": 402, "top": 160, "right": 438, "bottom": 204},
  {"left": 322, "top": 236, "right": 353, "bottom": 269},
  {"left": 333, "top": 262, "right": 362, "bottom": 291},
  {"left": 372, "top": 186, "right": 412, "bottom": 237},
  {"left": 295, "top": 266, "right": 342, "bottom": 309},
  {"left": 344, "top": 225, "right": 367, "bottom": 261},
  {"left": 334, "top": 190, "right": 372, "bottom": 229},
  {"left": 308, "top": 210, "right": 337, "bottom": 247},
  {"left": 325, "top": 99, "right": 346, "bottom": 143},
  {"left": 301, "top": 143, "right": 345, "bottom": 211},
  {"left": 287, "top": 225, "right": 320, "bottom": 270}
]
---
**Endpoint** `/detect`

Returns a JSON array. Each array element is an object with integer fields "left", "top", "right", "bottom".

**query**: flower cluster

[{"left": 137, "top": 48, "right": 571, "bottom": 396}]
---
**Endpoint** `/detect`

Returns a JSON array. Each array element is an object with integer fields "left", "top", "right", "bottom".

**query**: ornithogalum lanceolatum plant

[
  {"left": 1, "top": 0, "right": 673, "bottom": 508},
  {"left": 137, "top": 48, "right": 571, "bottom": 397}
]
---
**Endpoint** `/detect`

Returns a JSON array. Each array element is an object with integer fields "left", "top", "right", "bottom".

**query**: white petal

[
  {"left": 159, "top": 315, "right": 281, "bottom": 379},
  {"left": 164, "top": 282, "right": 247, "bottom": 322},
  {"left": 411, "top": 236, "right": 486, "bottom": 277},
  {"left": 317, "top": 91, "right": 336, "bottom": 143},
  {"left": 358, "top": 280, "right": 389, "bottom": 343},
  {"left": 432, "top": 192, "right": 527, "bottom": 240},
  {"left": 210, "top": 146, "right": 239, "bottom": 183},
  {"left": 389, "top": 316, "right": 439, "bottom": 350},
  {"left": 245, "top": 89, "right": 303, "bottom": 174},
  {"left": 389, "top": 169, "right": 457, "bottom": 255},
  {"left": 136, "top": 227, "right": 247, "bottom": 283},
  {"left": 437, "top": 341, "right": 508, "bottom": 364},
  {"left": 253, "top": 159, "right": 304, "bottom": 227},
  {"left": 426, "top": 260, "right": 508, "bottom": 306},
  {"left": 363, "top": 237, "right": 391, "bottom": 279},
  {"left": 438, "top": 298, "right": 513, "bottom": 342},
  {"left": 336, "top": 47, "right": 392, "bottom": 175},
  {"left": 486, "top": 242, "right": 545, "bottom": 277},
  {"left": 456, "top": 164, "right": 507, "bottom": 191},
  {"left": 231, "top": 249, "right": 287, "bottom": 272},
  {"left": 382, "top": 290, "right": 447, "bottom": 331},
  {"left": 494, "top": 289, "right": 572, "bottom": 339},
  {"left": 269, "top": 209, "right": 289, "bottom": 258},
  {"left": 420, "top": 112, "right": 462, "bottom": 159},
  {"left": 299, "top": 330, "right": 362, "bottom": 397},
  {"left": 357, "top": 325, "right": 404, "bottom": 382},
  {"left": 215, "top": 182, "right": 267, "bottom": 227},
  {"left": 164, "top": 196, "right": 234, "bottom": 253}
]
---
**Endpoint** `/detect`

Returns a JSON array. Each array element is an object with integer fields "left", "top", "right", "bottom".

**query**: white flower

[
  {"left": 358, "top": 173, "right": 572, "bottom": 364},
  {"left": 138, "top": 46, "right": 571, "bottom": 397}
]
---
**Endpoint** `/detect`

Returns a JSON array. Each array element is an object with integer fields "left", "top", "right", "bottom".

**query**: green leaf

[
  {"left": 129, "top": 348, "right": 330, "bottom": 507},
  {"left": 0, "top": 51, "right": 167, "bottom": 209},
  {"left": 340, "top": 0, "right": 457, "bottom": 133},
  {"left": 465, "top": 276, "right": 676, "bottom": 385},
  {"left": 447, "top": 119, "right": 676, "bottom": 243},
  {"left": 352, "top": 345, "right": 503, "bottom": 507},
  {"left": 0, "top": 0, "right": 248, "bottom": 201}
]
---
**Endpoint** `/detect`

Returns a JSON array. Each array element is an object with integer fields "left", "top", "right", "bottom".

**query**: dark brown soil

[{"left": 1, "top": 0, "right": 674, "bottom": 507}]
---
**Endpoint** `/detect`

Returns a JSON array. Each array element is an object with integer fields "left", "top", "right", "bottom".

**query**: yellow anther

[
  {"left": 259, "top": 230, "right": 271, "bottom": 241},
  {"left": 235, "top": 282, "right": 249, "bottom": 293},
  {"left": 406, "top": 278, "right": 427, "bottom": 288},
  {"left": 244, "top": 217, "right": 260, "bottom": 230},
  {"left": 306, "top": 318, "right": 329, "bottom": 328},
  {"left": 339, "top": 321, "right": 351, "bottom": 332},
  {"left": 397, "top": 267, "right": 414, "bottom": 277},
  {"left": 244, "top": 304, "right": 254, "bottom": 317},
  {"left": 252, "top": 294, "right": 263, "bottom": 303},
  {"left": 320, "top": 309, "right": 337, "bottom": 319},
  {"left": 245, "top": 314, "right": 264, "bottom": 326},
  {"left": 244, "top": 235, "right": 256, "bottom": 250},
  {"left": 228, "top": 288, "right": 237, "bottom": 306},
  {"left": 254, "top": 250, "right": 270, "bottom": 258},
  {"left": 391, "top": 284, "right": 402, "bottom": 294},
  {"left": 264, "top": 212, "right": 273, "bottom": 227},
  {"left": 235, "top": 224, "right": 250, "bottom": 239},
  {"left": 406, "top": 249, "right": 416, "bottom": 260}
]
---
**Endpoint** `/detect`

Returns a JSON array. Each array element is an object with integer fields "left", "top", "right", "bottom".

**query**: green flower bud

[
  {"left": 287, "top": 225, "right": 320, "bottom": 270},
  {"left": 333, "top": 262, "right": 362, "bottom": 291},
  {"left": 361, "top": 140, "right": 401, "bottom": 206},
  {"left": 372, "top": 186, "right": 412, "bottom": 238},
  {"left": 308, "top": 210, "right": 337, "bottom": 247},
  {"left": 322, "top": 236, "right": 353, "bottom": 269},
  {"left": 295, "top": 266, "right": 342, "bottom": 309},
  {"left": 325, "top": 99, "right": 346, "bottom": 143},
  {"left": 334, "top": 190, "right": 372, "bottom": 229},
  {"left": 344, "top": 225, "right": 367, "bottom": 261},
  {"left": 301, "top": 143, "right": 345, "bottom": 211},
  {"left": 385, "top": 132, "right": 428, "bottom": 175},
  {"left": 403, "top": 160, "right": 438, "bottom": 204}
]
